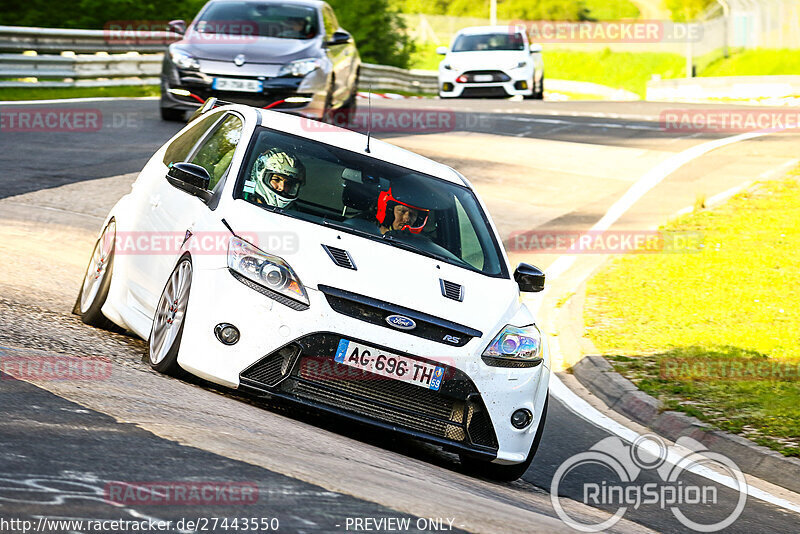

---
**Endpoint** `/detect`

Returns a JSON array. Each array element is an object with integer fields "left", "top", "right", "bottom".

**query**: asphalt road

[{"left": 1, "top": 97, "right": 799, "bottom": 534}]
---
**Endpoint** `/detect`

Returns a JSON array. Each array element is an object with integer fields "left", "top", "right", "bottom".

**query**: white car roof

[{"left": 224, "top": 106, "right": 470, "bottom": 186}]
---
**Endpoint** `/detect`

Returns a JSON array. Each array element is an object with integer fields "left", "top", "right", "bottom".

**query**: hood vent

[
  {"left": 440, "top": 279, "right": 464, "bottom": 302},
  {"left": 322, "top": 245, "right": 356, "bottom": 270}
]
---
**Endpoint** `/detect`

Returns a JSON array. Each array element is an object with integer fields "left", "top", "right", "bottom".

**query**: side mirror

[
  {"left": 167, "top": 163, "right": 212, "bottom": 202},
  {"left": 168, "top": 19, "right": 186, "bottom": 36},
  {"left": 436, "top": 46, "right": 448, "bottom": 55},
  {"left": 529, "top": 43, "right": 543, "bottom": 54},
  {"left": 328, "top": 30, "right": 352, "bottom": 46},
  {"left": 514, "top": 263, "right": 545, "bottom": 292}
]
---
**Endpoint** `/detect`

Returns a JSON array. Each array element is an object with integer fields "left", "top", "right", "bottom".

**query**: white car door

[{"left": 128, "top": 111, "right": 245, "bottom": 317}]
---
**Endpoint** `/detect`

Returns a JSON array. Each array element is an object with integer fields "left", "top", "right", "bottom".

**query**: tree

[{"left": 328, "top": 0, "right": 415, "bottom": 68}]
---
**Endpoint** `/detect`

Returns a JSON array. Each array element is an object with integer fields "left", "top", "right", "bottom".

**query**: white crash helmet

[{"left": 251, "top": 148, "right": 306, "bottom": 208}]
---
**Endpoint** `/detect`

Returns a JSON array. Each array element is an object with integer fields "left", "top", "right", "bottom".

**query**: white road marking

[
  {"left": 544, "top": 130, "right": 800, "bottom": 513},
  {"left": 543, "top": 130, "right": 766, "bottom": 281}
]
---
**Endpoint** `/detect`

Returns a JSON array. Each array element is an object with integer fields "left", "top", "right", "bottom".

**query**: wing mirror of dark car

[
  {"left": 327, "top": 30, "right": 352, "bottom": 46},
  {"left": 514, "top": 263, "right": 545, "bottom": 292},
  {"left": 168, "top": 20, "right": 186, "bottom": 35},
  {"left": 167, "top": 163, "right": 213, "bottom": 202}
]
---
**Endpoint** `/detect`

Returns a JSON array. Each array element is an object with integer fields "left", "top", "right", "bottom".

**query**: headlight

[
  {"left": 170, "top": 49, "right": 200, "bottom": 70},
  {"left": 483, "top": 324, "right": 542, "bottom": 361},
  {"left": 442, "top": 63, "right": 453, "bottom": 70},
  {"left": 278, "top": 58, "right": 322, "bottom": 77},
  {"left": 513, "top": 61, "right": 529, "bottom": 69},
  {"left": 227, "top": 237, "right": 309, "bottom": 307}
]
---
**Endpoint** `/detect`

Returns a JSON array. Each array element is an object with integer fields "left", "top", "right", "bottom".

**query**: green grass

[
  {"left": 0, "top": 85, "right": 159, "bottom": 101},
  {"left": 700, "top": 48, "right": 800, "bottom": 77},
  {"left": 584, "top": 173, "right": 800, "bottom": 456}
]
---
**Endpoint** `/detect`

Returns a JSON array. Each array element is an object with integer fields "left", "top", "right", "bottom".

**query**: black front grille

[
  {"left": 462, "top": 70, "right": 511, "bottom": 83},
  {"left": 460, "top": 86, "right": 510, "bottom": 98},
  {"left": 239, "top": 333, "right": 498, "bottom": 452},
  {"left": 318, "top": 285, "right": 481, "bottom": 347},
  {"left": 322, "top": 245, "right": 356, "bottom": 270},
  {"left": 440, "top": 279, "right": 463, "bottom": 302}
]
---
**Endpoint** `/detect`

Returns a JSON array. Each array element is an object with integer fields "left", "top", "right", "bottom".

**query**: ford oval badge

[{"left": 386, "top": 314, "right": 416, "bottom": 331}]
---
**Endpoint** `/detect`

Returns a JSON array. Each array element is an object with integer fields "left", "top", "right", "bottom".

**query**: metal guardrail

[
  {"left": 0, "top": 24, "right": 438, "bottom": 93},
  {"left": 0, "top": 24, "right": 177, "bottom": 53}
]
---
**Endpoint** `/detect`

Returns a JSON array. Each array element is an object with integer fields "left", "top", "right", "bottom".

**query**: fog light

[
  {"left": 511, "top": 408, "right": 533, "bottom": 429},
  {"left": 514, "top": 80, "right": 528, "bottom": 90},
  {"left": 214, "top": 323, "right": 240, "bottom": 345},
  {"left": 442, "top": 82, "right": 454, "bottom": 92}
]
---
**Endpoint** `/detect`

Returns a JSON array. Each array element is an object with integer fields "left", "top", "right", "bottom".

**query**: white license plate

[
  {"left": 212, "top": 77, "right": 263, "bottom": 92},
  {"left": 473, "top": 74, "right": 494, "bottom": 82},
  {"left": 334, "top": 339, "right": 445, "bottom": 391}
]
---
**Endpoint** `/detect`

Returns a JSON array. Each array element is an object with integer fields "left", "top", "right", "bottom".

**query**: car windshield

[
  {"left": 452, "top": 32, "right": 525, "bottom": 52},
  {"left": 195, "top": 1, "right": 318, "bottom": 39},
  {"left": 236, "top": 127, "right": 507, "bottom": 277}
]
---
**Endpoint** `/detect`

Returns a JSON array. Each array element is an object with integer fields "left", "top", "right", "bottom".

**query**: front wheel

[
  {"left": 75, "top": 219, "right": 117, "bottom": 330},
  {"left": 148, "top": 257, "right": 193, "bottom": 376},
  {"left": 460, "top": 395, "right": 549, "bottom": 482}
]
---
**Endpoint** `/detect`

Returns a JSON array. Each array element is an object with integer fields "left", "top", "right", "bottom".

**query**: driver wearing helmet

[
  {"left": 376, "top": 188, "right": 430, "bottom": 235},
  {"left": 251, "top": 148, "right": 306, "bottom": 208}
]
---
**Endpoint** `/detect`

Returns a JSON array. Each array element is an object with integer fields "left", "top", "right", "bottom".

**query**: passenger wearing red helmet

[{"left": 376, "top": 188, "right": 430, "bottom": 235}]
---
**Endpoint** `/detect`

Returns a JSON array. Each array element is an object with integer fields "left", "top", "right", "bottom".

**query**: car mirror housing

[
  {"left": 436, "top": 46, "right": 448, "bottom": 55},
  {"left": 168, "top": 19, "right": 186, "bottom": 36},
  {"left": 167, "top": 162, "right": 213, "bottom": 202},
  {"left": 529, "top": 44, "right": 543, "bottom": 54},
  {"left": 514, "top": 263, "right": 545, "bottom": 292},
  {"left": 328, "top": 30, "right": 352, "bottom": 46}
]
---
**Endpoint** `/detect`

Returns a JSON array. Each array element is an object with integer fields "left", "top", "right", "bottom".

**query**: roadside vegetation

[
  {"left": 398, "top": 0, "right": 640, "bottom": 21},
  {"left": 584, "top": 172, "right": 800, "bottom": 457}
]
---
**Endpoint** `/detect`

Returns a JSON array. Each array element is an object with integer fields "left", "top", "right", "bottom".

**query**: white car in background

[
  {"left": 76, "top": 99, "right": 550, "bottom": 481},
  {"left": 437, "top": 26, "right": 544, "bottom": 99}
]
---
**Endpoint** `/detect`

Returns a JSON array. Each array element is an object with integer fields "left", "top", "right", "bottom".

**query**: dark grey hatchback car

[{"left": 160, "top": 0, "right": 360, "bottom": 121}]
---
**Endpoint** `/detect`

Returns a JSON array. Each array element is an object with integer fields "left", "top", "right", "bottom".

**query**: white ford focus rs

[{"left": 76, "top": 99, "right": 550, "bottom": 481}]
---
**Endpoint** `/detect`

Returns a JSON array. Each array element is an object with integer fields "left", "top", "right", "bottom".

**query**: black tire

[
  {"left": 76, "top": 220, "right": 118, "bottom": 330},
  {"left": 148, "top": 256, "right": 193, "bottom": 376},
  {"left": 534, "top": 76, "right": 545, "bottom": 100},
  {"left": 160, "top": 106, "right": 185, "bottom": 122},
  {"left": 330, "top": 76, "right": 358, "bottom": 128},
  {"left": 321, "top": 78, "right": 335, "bottom": 123},
  {"left": 460, "top": 395, "right": 549, "bottom": 482}
]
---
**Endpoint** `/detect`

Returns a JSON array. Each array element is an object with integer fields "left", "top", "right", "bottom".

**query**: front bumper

[
  {"left": 176, "top": 263, "right": 550, "bottom": 463},
  {"left": 160, "top": 64, "right": 327, "bottom": 118},
  {"left": 438, "top": 67, "right": 534, "bottom": 98}
]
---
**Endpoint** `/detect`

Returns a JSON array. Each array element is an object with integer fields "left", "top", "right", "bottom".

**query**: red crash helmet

[{"left": 376, "top": 188, "right": 430, "bottom": 234}]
